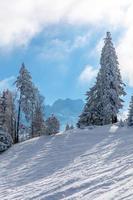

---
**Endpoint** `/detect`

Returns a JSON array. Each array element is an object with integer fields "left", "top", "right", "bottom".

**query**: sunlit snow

[{"left": 0, "top": 124, "right": 133, "bottom": 200}]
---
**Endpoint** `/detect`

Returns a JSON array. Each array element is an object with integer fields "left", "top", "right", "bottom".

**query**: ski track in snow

[{"left": 0, "top": 125, "right": 133, "bottom": 200}]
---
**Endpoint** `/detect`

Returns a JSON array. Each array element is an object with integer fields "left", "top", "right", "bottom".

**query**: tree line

[{"left": 0, "top": 63, "right": 60, "bottom": 147}]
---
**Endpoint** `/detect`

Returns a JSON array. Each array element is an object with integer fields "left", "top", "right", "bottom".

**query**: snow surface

[{"left": 0, "top": 124, "right": 133, "bottom": 200}]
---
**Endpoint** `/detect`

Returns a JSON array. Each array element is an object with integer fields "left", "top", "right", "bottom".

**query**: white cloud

[
  {"left": 0, "top": 0, "right": 133, "bottom": 85},
  {"left": 72, "top": 32, "right": 91, "bottom": 49},
  {"left": 79, "top": 65, "right": 98, "bottom": 84},
  {"left": 0, "top": 76, "right": 15, "bottom": 91},
  {"left": 117, "top": 27, "right": 133, "bottom": 87},
  {"left": 0, "top": 0, "right": 130, "bottom": 48}
]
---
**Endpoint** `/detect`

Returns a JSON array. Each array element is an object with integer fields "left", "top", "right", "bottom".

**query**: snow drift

[{"left": 0, "top": 124, "right": 133, "bottom": 199}]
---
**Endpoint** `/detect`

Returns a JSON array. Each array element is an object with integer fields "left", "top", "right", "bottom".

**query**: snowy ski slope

[{"left": 0, "top": 124, "right": 133, "bottom": 200}]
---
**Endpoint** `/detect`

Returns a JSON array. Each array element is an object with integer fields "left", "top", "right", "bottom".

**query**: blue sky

[
  {"left": 0, "top": 0, "right": 133, "bottom": 119},
  {"left": 0, "top": 25, "right": 100, "bottom": 102}
]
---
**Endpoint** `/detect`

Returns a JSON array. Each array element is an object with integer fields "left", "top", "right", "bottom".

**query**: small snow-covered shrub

[
  {"left": 0, "top": 141, "right": 7, "bottom": 152},
  {"left": 78, "top": 124, "right": 86, "bottom": 129},
  {"left": 87, "top": 125, "right": 95, "bottom": 130},
  {"left": 119, "top": 120, "right": 125, "bottom": 127},
  {"left": 0, "top": 129, "right": 12, "bottom": 153},
  {"left": 46, "top": 115, "right": 60, "bottom": 135}
]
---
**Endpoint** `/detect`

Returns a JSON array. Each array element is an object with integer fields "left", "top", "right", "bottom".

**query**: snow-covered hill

[{"left": 0, "top": 124, "right": 133, "bottom": 200}]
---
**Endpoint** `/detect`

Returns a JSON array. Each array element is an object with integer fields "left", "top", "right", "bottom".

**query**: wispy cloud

[
  {"left": 79, "top": 65, "right": 98, "bottom": 84},
  {"left": 40, "top": 31, "right": 92, "bottom": 60},
  {"left": 0, "top": 76, "right": 15, "bottom": 91}
]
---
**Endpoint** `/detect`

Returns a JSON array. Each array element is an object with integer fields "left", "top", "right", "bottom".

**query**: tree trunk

[
  {"left": 15, "top": 100, "right": 21, "bottom": 143},
  {"left": 13, "top": 119, "right": 17, "bottom": 143},
  {"left": 112, "top": 115, "right": 117, "bottom": 124},
  {"left": 10, "top": 114, "right": 14, "bottom": 143},
  {"left": 31, "top": 103, "right": 34, "bottom": 138},
  {"left": 114, "top": 116, "right": 117, "bottom": 123}
]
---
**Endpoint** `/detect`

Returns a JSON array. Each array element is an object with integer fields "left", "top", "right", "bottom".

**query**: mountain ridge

[{"left": 45, "top": 98, "right": 84, "bottom": 129}]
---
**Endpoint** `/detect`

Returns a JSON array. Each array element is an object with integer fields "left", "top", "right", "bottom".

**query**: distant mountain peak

[{"left": 45, "top": 98, "right": 84, "bottom": 129}]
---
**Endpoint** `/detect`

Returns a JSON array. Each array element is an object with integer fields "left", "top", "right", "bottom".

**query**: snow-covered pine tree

[
  {"left": 97, "top": 32, "right": 126, "bottom": 124},
  {"left": 77, "top": 83, "right": 103, "bottom": 127},
  {"left": 2, "top": 90, "right": 16, "bottom": 143},
  {"left": 0, "top": 94, "right": 6, "bottom": 130},
  {"left": 0, "top": 92, "right": 13, "bottom": 152},
  {"left": 15, "top": 63, "right": 35, "bottom": 143},
  {"left": 30, "top": 86, "right": 39, "bottom": 137},
  {"left": 70, "top": 125, "right": 74, "bottom": 129},
  {"left": 78, "top": 32, "right": 126, "bottom": 127},
  {"left": 46, "top": 114, "right": 60, "bottom": 135},
  {"left": 127, "top": 96, "right": 133, "bottom": 126},
  {"left": 65, "top": 124, "right": 70, "bottom": 131},
  {"left": 32, "top": 91, "right": 45, "bottom": 137}
]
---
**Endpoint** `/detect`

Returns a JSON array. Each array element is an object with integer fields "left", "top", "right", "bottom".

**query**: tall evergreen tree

[
  {"left": 0, "top": 93, "right": 6, "bottom": 130},
  {"left": 78, "top": 32, "right": 126, "bottom": 127},
  {"left": 32, "top": 91, "right": 45, "bottom": 137},
  {"left": 15, "top": 63, "right": 35, "bottom": 143},
  {"left": 0, "top": 92, "right": 13, "bottom": 152},
  {"left": 2, "top": 90, "right": 16, "bottom": 142},
  {"left": 98, "top": 32, "right": 126, "bottom": 124},
  {"left": 128, "top": 96, "right": 133, "bottom": 126}
]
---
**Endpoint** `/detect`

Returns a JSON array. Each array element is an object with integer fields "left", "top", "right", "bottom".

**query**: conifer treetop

[{"left": 105, "top": 32, "right": 112, "bottom": 40}]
